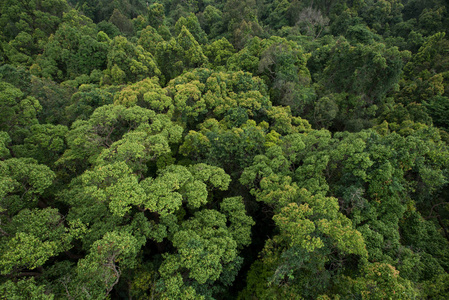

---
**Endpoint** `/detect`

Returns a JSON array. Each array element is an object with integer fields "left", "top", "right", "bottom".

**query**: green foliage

[
  {"left": 158, "top": 205, "right": 253, "bottom": 297},
  {"left": 335, "top": 262, "right": 418, "bottom": 299},
  {"left": 137, "top": 25, "right": 164, "bottom": 55},
  {"left": 200, "top": 5, "right": 224, "bottom": 38},
  {"left": 153, "top": 26, "right": 210, "bottom": 82},
  {"left": 358, "top": 0, "right": 404, "bottom": 35},
  {"left": 315, "top": 38, "right": 409, "bottom": 103},
  {"left": 102, "top": 35, "right": 161, "bottom": 85},
  {"left": 29, "top": 76, "right": 76, "bottom": 125},
  {"left": 239, "top": 187, "right": 367, "bottom": 298},
  {"left": 31, "top": 10, "right": 108, "bottom": 82},
  {"left": 109, "top": 8, "right": 134, "bottom": 35},
  {"left": 0, "top": 158, "right": 55, "bottom": 215},
  {"left": 12, "top": 124, "right": 68, "bottom": 166},
  {"left": 0, "top": 0, "right": 68, "bottom": 64},
  {"left": 241, "top": 124, "right": 449, "bottom": 297},
  {"left": 398, "top": 32, "right": 449, "bottom": 105},
  {"left": 114, "top": 77, "right": 172, "bottom": 112},
  {"left": 257, "top": 36, "right": 311, "bottom": 110},
  {"left": 72, "top": 0, "right": 147, "bottom": 23},
  {"left": 58, "top": 103, "right": 182, "bottom": 175},
  {"left": 425, "top": 96, "right": 449, "bottom": 130},
  {"left": 75, "top": 230, "right": 142, "bottom": 297},
  {"left": 0, "top": 131, "right": 11, "bottom": 159},
  {"left": 308, "top": 36, "right": 411, "bottom": 131},
  {"left": 147, "top": 3, "right": 165, "bottom": 29},
  {"left": 165, "top": 69, "right": 270, "bottom": 125},
  {"left": 181, "top": 119, "right": 268, "bottom": 174},
  {"left": 0, "top": 208, "right": 84, "bottom": 275},
  {"left": 66, "top": 83, "right": 116, "bottom": 122},
  {"left": 176, "top": 26, "right": 208, "bottom": 68},
  {"left": 0, "top": 278, "right": 54, "bottom": 300},
  {"left": 204, "top": 37, "right": 236, "bottom": 69},
  {"left": 3, "top": 1, "right": 449, "bottom": 298},
  {"left": 174, "top": 13, "right": 208, "bottom": 44},
  {"left": 155, "top": 38, "right": 185, "bottom": 82},
  {"left": 0, "top": 81, "right": 41, "bottom": 142},
  {"left": 220, "top": 196, "right": 255, "bottom": 248},
  {"left": 0, "top": 64, "right": 32, "bottom": 94}
]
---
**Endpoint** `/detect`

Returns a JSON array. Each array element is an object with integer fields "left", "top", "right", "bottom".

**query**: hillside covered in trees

[{"left": 1, "top": 0, "right": 449, "bottom": 298}]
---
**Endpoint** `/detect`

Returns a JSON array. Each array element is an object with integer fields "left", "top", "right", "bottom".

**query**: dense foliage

[{"left": 1, "top": 0, "right": 449, "bottom": 298}]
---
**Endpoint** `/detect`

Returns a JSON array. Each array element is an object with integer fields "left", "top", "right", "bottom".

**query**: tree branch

[{"left": 426, "top": 202, "right": 449, "bottom": 219}]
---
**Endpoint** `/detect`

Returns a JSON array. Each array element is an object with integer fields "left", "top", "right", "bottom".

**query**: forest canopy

[{"left": 1, "top": 0, "right": 449, "bottom": 299}]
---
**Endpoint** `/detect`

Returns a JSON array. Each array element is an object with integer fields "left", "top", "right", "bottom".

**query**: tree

[
  {"left": 0, "top": 208, "right": 85, "bottom": 276},
  {"left": 176, "top": 26, "right": 208, "bottom": 69},
  {"left": 113, "top": 77, "right": 172, "bottom": 113},
  {"left": 240, "top": 124, "right": 449, "bottom": 298},
  {"left": 137, "top": 25, "right": 164, "bottom": 55},
  {"left": 174, "top": 14, "right": 208, "bottom": 45},
  {"left": 335, "top": 262, "right": 418, "bottom": 299},
  {"left": 73, "top": 231, "right": 142, "bottom": 298},
  {"left": 109, "top": 8, "right": 134, "bottom": 35},
  {"left": 398, "top": 32, "right": 449, "bottom": 105},
  {"left": 204, "top": 38, "right": 236, "bottom": 69},
  {"left": 0, "top": 157, "right": 55, "bottom": 215},
  {"left": 30, "top": 10, "right": 109, "bottom": 82},
  {"left": 0, "top": 81, "right": 41, "bottom": 143},
  {"left": 164, "top": 69, "right": 270, "bottom": 126},
  {"left": 102, "top": 35, "right": 161, "bottom": 85},
  {"left": 0, "top": 278, "right": 54, "bottom": 300},
  {"left": 158, "top": 199, "right": 253, "bottom": 298},
  {"left": 358, "top": 0, "right": 404, "bottom": 35},
  {"left": 265, "top": 0, "right": 291, "bottom": 30},
  {"left": 65, "top": 83, "right": 117, "bottom": 123},
  {"left": 308, "top": 36, "right": 410, "bottom": 131},
  {"left": 0, "top": 0, "right": 68, "bottom": 64},
  {"left": 3, "top": 1, "right": 449, "bottom": 297},
  {"left": 57, "top": 104, "right": 182, "bottom": 174},
  {"left": 239, "top": 187, "right": 367, "bottom": 299},
  {"left": 257, "top": 36, "right": 312, "bottom": 111},
  {"left": 296, "top": 6, "right": 330, "bottom": 39},
  {"left": 147, "top": 3, "right": 165, "bottom": 29},
  {"left": 425, "top": 96, "right": 449, "bottom": 130},
  {"left": 199, "top": 5, "right": 224, "bottom": 38},
  {"left": 12, "top": 124, "right": 68, "bottom": 167}
]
